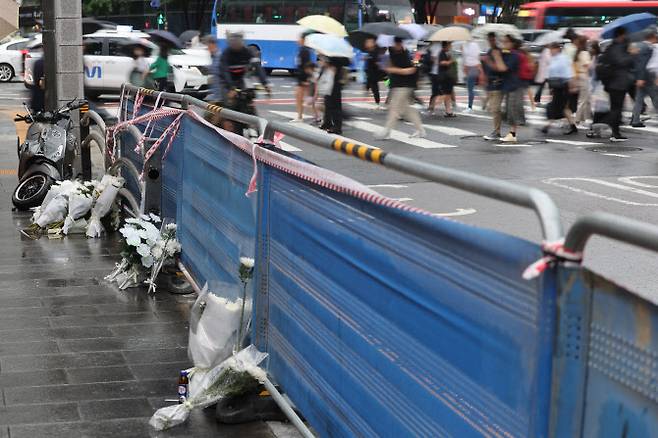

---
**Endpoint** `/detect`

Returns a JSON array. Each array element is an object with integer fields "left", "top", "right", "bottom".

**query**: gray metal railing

[
  {"left": 565, "top": 212, "right": 658, "bottom": 254},
  {"left": 121, "top": 84, "right": 564, "bottom": 241}
]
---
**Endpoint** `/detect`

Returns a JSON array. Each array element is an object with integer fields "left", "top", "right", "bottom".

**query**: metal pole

[
  {"left": 564, "top": 212, "right": 658, "bottom": 254},
  {"left": 42, "top": 0, "right": 84, "bottom": 171}
]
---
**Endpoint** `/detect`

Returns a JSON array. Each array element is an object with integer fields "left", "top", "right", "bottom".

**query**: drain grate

[{"left": 586, "top": 146, "right": 643, "bottom": 153}]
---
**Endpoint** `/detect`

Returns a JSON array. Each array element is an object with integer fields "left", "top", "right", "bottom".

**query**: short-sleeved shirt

[
  {"left": 429, "top": 44, "right": 441, "bottom": 75},
  {"left": 296, "top": 46, "right": 311, "bottom": 76},
  {"left": 388, "top": 48, "right": 416, "bottom": 88},
  {"left": 485, "top": 49, "right": 504, "bottom": 91},
  {"left": 150, "top": 56, "right": 170, "bottom": 79},
  {"left": 438, "top": 50, "right": 452, "bottom": 73}
]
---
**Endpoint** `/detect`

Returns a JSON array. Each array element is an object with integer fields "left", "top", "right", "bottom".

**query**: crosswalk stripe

[
  {"left": 544, "top": 138, "right": 603, "bottom": 146},
  {"left": 278, "top": 141, "right": 302, "bottom": 152}
]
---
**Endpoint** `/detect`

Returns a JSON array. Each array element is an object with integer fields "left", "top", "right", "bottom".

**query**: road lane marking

[
  {"left": 278, "top": 141, "right": 302, "bottom": 152},
  {"left": 367, "top": 184, "right": 408, "bottom": 188},
  {"left": 393, "top": 197, "right": 414, "bottom": 202},
  {"left": 602, "top": 153, "right": 630, "bottom": 158},
  {"left": 617, "top": 176, "right": 658, "bottom": 188},
  {"left": 543, "top": 177, "right": 658, "bottom": 206},
  {"left": 346, "top": 120, "right": 458, "bottom": 149},
  {"left": 544, "top": 139, "right": 603, "bottom": 146},
  {"left": 432, "top": 208, "right": 477, "bottom": 217},
  {"left": 495, "top": 143, "right": 533, "bottom": 147}
]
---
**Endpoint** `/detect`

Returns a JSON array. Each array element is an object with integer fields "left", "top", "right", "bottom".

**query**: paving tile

[
  {"left": 9, "top": 418, "right": 151, "bottom": 438},
  {"left": 130, "top": 362, "right": 190, "bottom": 380},
  {"left": 0, "top": 327, "right": 113, "bottom": 343},
  {"left": 1, "top": 351, "right": 126, "bottom": 373},
  {"left": 4, "top": 381, "right": 142, "bottom": 405},
  {"left": 0, "top": 403, "right": 79, "bottom": 425},
  {"left": 122, "top": 348, "right": 189, "bottom": 365},
  {"left": 57, "top": 338, "right": 126, "bottom": 353},
  {"left": 41, "top": 295, "right": 123, "bottom": 307},
  {"left": 65, "top": 366, "right": 135, "bottom": 384},
  {"left": 0, "top": 316, "right": 50, "bottom": 330},
  {"left": 0, "top": 297, "right": 42, "bottom": 309},
  {"left": 110, "top": 321, "right": 189, "bottom": 337},
  {"left": 78, "top": 398, "right": 152, "bottom": 421},
  {"left": 0, "top": 340, "right": 58, "bottom": 357},
  {"left": 47, "top": 305, "right": 101, "bottom": 317},
  {"left": 0, "top": 369, "right": 67, "bottom": 388},
  {"left": 49, "top": 312, "right": 162, "bottom": 328}
]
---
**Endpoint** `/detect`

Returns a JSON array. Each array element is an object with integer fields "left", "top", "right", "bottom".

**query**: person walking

[
  {"left": 292, "top": 32, "right": 313, "bottom": 122},
  {"left": 482, "top": 32, "right": 504, "bottom": 140},
  {"left": 514, "top": 39, "right": 537, "bottom": 112},
  {"left": 462, "top": 39, "right": 481, "bottom": 113},
  {"left": 376, "top": 37, "right": 425, "bottom": 140},
  {"left": 541, "top": 42, "right": 577, "bottom": 135},
  {"left": 149, "top": 45, "right": 170, "bottom": 91},
  {"left": 600, "top": 27, "right": 635, "bottom": 141},
  {"left": 364, "top": 37, "right": 385, "bottom": 110},
  {"left": 630, "top": 28, "right": 658, "bottom": 127},
  {"left": 437, "top": 41, "right": 457, "bottom": 117},
  {"left": 426, "top": 42, "right": 441, "bottom": 115},
  {"left": 574, "top": 35, "right": 592, "bottom": 124},
  {"left": 534, "top": 44, "right": 551, "bottom": 105},
  {"left": 322, "top": 57, "right": 347, "bottom": 135}
]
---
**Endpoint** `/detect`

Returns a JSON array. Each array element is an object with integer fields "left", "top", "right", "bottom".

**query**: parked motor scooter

[{"left": 12, "top": 99, "right": 87, "bottom": 210}]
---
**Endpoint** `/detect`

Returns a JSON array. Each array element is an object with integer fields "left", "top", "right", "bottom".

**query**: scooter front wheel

[{"left": 12, "top": 173, "right": 54, "bottom": 211}]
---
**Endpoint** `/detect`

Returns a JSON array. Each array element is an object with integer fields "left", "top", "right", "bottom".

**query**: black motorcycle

[{"left": 12, "top": 100, "right": 87, "bottom": 210}]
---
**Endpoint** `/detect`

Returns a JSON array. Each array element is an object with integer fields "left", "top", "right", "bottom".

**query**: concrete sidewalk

[{"left": 0, "top": 113, "right": 276, "bottom": 437}]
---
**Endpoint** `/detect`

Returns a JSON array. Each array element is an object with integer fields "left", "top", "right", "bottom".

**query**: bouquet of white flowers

[
  {"left": 149, "top": 345, "right": 268, "bottom": 431},
  {"left": 106, "top": 214, "right": 181, "bottom": 290},
  {"left": 62, "top": 181, "right": 96, "bottom": 234},
  {"left": 86, "top": 175, "right": 124, "bottom": 238}
]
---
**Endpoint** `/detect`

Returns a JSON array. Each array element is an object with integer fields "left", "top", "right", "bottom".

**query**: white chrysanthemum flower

[
  {"left": 239, "top": 257, "right": 255, "bottom": 268},
  {"left": 149, "top": 213, "right": 162, "bottom": 223},
  {"left": 165, "top": 240, "right": 181, "bottom": 255},
  {"left": 141, "top": 255, "right": 154, "bottom": 268},
  {"left": 151, "top": 244, "right": 164, "bottom": 259},
  {"left": 165, "top": 223, "right": 177, "bottom": 232},
  {"left": 136, "top": 243, "right": 151, "bottom": 257},
  {"left": 121, "top": 227, "right": 142, "bottom": 247}
]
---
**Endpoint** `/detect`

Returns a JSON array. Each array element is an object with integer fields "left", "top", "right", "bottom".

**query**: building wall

[{"left": 0, "top": 0, "right": 18, "bottom": 38}]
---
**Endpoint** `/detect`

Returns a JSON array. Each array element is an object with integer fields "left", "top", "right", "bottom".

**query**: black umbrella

[
  {"left": 146, "top": 29, "right": 183, "bottom": 49},
  {"left": 179, "top": 30, "right": 200, "bottom": 45},
  {"left": 360, "top": 22, "right": 412, "bottom": 39},
  {"left": 116, "top": 39, "right": 152, "bottom": 57},
  {"left": 82, "top": 18, "right": 116, "bottom": 35}
]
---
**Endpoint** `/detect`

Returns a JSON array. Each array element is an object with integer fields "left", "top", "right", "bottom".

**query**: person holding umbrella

[
  {"left": 292, "top": 32, "right": 314, "bottom": 122},
  {"left": 375, "top": 37, "right": 425, "bottom": 140},
  {"left": 364, "top": 37, "right": 385, "bottom": 110},
  {"left": 149, "top": 44, "right": 171, "bottom": 91}
]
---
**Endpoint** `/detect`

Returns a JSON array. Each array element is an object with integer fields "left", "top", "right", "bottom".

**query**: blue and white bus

[{"left": 211, "top": 0, "right": 414, "bottom": 72}]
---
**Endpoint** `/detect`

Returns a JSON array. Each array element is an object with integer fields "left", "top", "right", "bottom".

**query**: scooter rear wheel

[{"left": 12, "top": 173, "right": 53, "bottom": 210}]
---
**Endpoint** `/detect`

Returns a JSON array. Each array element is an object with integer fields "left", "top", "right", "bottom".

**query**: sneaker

[
  {"left": 540, "top": 126, "right": 549, "bottom": 135},
  {"left": 610, "top": 134, "right": 628, "bottom": 142},
  {"left": 631, "top": 122, "right": 646, "bottom": 128},
  {"left": 564, "top": 124, "right": 578, "bottom": 135},
  {"left": 375, "top": 132, "right": 392, "bottom": 140},
  {"left": 409, "top": 130, "right": 426, "bottom": 139},
  {"left": 463, "top": 107, "right": 474, "bottom": 114},
  {"left": 290, "top": 117, "right": 304, "bottom": 123},
  {"left": 586, "top": 130, "right": 602, "bottom": 139},
  {"left": 376, "top": 104, "right": 386, "bottom": 111},
  {"left": 501, "top": 132, "right": 518, "bottom": 143},
  {"left": 422, "top": 110, "right": 436, "bottom": 116},
  {"left": 483, "top": 131, "right": 501, "bottom": 141},
  {"left": 444, "top": 113, "right": 456, "bottom": 118}
]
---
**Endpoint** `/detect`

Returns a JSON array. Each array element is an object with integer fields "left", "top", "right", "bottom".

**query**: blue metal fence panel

[
  {"left": 254, "top": 166, "right": 557, "bottom": 437},
  {"left": 176, "top": 118, "right": 258, "bottom": 297},
  {"left": 554, "top": 268, "right": 658, "bottom": 438}
]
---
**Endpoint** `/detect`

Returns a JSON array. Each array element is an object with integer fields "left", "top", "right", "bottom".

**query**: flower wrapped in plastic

[
  {"left": 149, "top": 345, "right": 268, "bottom": 431},
  {"left": 63, "top": 181, "right": 95, "bottom": 235},
  {"left": 35, "top": 194, "right": 68, "bottom": 228},
  {"left": 188, "top": 284, "right": 243, "bottom": 369},
  {"left": 86, "top": 175, "right": 124, "bottom": 238}
]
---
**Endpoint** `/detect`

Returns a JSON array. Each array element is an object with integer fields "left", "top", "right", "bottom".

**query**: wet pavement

[{"left": 0, "top": 115, "right": 276, "bottom": 437}]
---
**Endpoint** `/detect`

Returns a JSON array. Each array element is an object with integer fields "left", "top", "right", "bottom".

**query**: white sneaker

[
  {"left": 501, "top": 132, "right": 518, "bottom": 143},
  {"left": 483, "top": 131, "right": 501, "bottom": 141},
  {"left": 409, "top": 130, "right": 426, "bottom": 139},
  {"left": 376, "top": 104, "right": 386, "bottom": 111},
  {"left": 463, "top": 107, "right": 474, "bottom": 114},
  {"left": 290, "top": 117, "right": 304, "bottom": 123},
  {"left": 375, "top": 132, "right": 392, "bottom": 140}
]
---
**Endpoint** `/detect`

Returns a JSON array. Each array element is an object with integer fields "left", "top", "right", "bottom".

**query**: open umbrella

[
  {"left": 359, "top": 22, "right": 412, "bottom": 39},
  {"left": 179, "top": 30, "right": 200, "bottom": 45},
  {"left": 399, "top": 23, "right": 429, "bottom": 40},
  {"left": 82, "top": 18, "right": 116, "bottom": 35},
  {"left": 304, "top": 33, "right": 354, "bottom": 59},
  {"left": 428, "top": 26, "right": 471, "bottom": 42},
  {"left": 601, "top": 13, "right": 657, "bottom": 40},
  {"left": 533, "top": 29, "right": 570, "bottom": 47},
  {"left": 472, "top": 23, "right": 522, "bottom": 40},
  {"left": 147, "top": 29, "right": 183, "bottom": 49},
  {"left": 297, "top": 15, "right": 347, "bottom": 37}
]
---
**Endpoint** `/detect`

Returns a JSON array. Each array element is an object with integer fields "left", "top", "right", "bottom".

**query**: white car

[
  {"left": 0, "top": 37, "right": 31, "bottom": 82},
  {"left": 24, "top": 29, "right": 211, "bottom": 97}
]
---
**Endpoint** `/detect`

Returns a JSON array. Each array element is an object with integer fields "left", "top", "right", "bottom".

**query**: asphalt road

[{"left": 4, "top": 76, "right": 658, "bottom": 302}]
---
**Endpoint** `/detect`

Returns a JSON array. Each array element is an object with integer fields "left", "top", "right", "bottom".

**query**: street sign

[{"left": 150, "top": 0, "right": 161, "bottom": 7}]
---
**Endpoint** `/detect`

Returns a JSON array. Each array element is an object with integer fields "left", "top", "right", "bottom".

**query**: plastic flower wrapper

[
  {"left": 145, "top": 218, "right": 181, "bottom": 294},
  {"left": 31, "top": 184, "right": 63, "bottom": 223},
  {"left": 62, "top": 182, "right": 94, "bottom": 235},
  {"left": 188, "top": 283, "right": 243, "bottom": 369},
  {"left": 236, "top": 256, "right": 255, "bottom": 352},
  {"left": 86, "top": 175, "right": 124, "bottom": 238},
  {"left": 149, "top": 345, "right": 268, "bottom": 431},
  {"left": 35, "top": 195, "right": 69, "bottom": 228}
]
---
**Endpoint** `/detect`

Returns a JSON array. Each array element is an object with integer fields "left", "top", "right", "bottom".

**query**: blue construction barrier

[{"left": 116, "top": 102, "right": 657, "bottom": 438}]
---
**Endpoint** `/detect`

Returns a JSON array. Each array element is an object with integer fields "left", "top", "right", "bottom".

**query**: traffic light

[{"left": 157, "top": 11, "right": 165, "bottom": 27}]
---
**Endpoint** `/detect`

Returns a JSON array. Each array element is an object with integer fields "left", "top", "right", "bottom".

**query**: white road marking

[
  {"left": 367, "top": 184, "right": 408, "bottom": 188},
  {"left": 602, "top": 153, "right": 630, "bottom": 158},
  {"left": 543, "top": 177, "right": 658, "bottom": 206},
  {"left": 432, "top": 208, "right": 477, "bottom": 217},
  {"left": 393, "top": 197, "right": 414, "bottom": 202},
  {"left": 347, "top": 120, "right": 458, "bottom": 149},
  {"left": 544, "top": 139, "right": 603, "bottom": 146},
  {"left": 495, "top": 143, "right": 533, "bottom": 147},
  {"left": 617, "top": 176, "right": 658, "bottom": 188}
]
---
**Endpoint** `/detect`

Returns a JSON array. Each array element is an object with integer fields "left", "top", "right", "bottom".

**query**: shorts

[
  {"left": 437, "top": 72, "right": 454, "bottom": 95},
  {"left": 297, "top": 72, "right": 310, "bottom": 85},
  {"left": 430, "top": 75, "right": 440, "bottom": 97}
]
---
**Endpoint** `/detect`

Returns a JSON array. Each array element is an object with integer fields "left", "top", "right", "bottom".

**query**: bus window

[{"left": 541, "top": 7, "right": 658, "bottom": 29}]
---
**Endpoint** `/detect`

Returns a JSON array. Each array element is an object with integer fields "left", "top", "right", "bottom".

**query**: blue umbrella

[{"left": 601, "top": 13, "right": 657, "bottom": 40}]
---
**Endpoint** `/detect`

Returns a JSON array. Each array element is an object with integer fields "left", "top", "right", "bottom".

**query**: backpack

[
  {"left": 518, "top": 51, "right": 536, "bottom": 81},
  {"left": 595, "top": 51, "right": 613, "bottom": 86}
]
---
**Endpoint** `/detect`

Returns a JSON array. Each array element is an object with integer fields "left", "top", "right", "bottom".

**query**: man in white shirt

[{"left": 462, "top": 40, "right": 482, "bottom": 112}]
